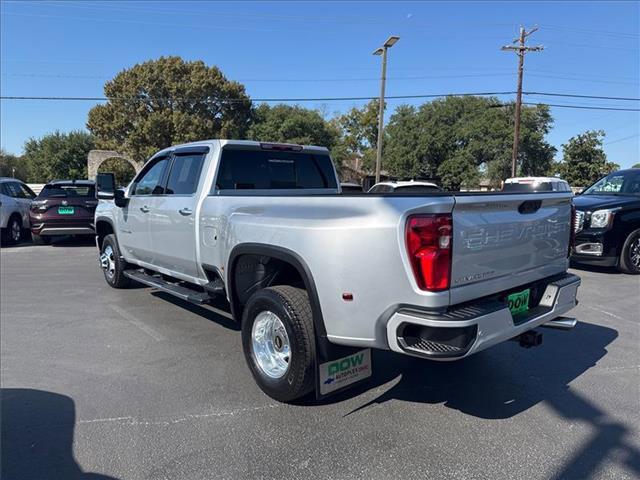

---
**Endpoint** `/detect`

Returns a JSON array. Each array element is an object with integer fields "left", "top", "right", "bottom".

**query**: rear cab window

[
  {"left": 393, "top": 185, "right": 442, "bottom": 194},
  {"left": 213, "top": 148, "right": 337, "bottom": 192},
  {"left": 502, "top": 182, "right": 553, "bottom": 192}
]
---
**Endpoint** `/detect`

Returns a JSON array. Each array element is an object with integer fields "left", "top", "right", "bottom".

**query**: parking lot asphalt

[{"left": 1, "top": 237, "right": 639, "bottom": 480}]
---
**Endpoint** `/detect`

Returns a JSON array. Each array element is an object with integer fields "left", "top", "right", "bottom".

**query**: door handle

[
  {"left": 140, "top": 206, "right": 150, "bottom": 213},
  {"left": 179, "top": 208, "right": 193, "bottom": 216}
]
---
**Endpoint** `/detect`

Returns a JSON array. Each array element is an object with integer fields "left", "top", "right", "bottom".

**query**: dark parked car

[
  {"left": 572, "top": 168, "right": 640, "bottom": 273},
  {"left": 30, "top": 180, "right": 97, "bottom": 244}
]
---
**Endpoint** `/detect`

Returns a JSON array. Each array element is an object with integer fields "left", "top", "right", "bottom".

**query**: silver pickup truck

[{"left": 95, "top": 139, "right": 581, "bottom": 402}]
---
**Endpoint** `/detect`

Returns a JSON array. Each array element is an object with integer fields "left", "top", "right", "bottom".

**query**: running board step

[
  {"left": 204, "top": 278, "right": 225, "bottom": 295},
  {"left": 123, "top": 270, "right": 211, "bottom": 304}
]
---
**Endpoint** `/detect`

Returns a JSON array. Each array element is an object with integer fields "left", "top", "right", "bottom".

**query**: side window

[
  {"left": 0, "top": 183, "right": 9, "bottom": 196},
  {"left": 165, "top": 154, "right": 205, "bottom": 195},
  {"left": 133, "top": 157, "right": 170, "bottom": 196},
  {"left": 18, "top": 183, "right": 36, "bottom": 199},
  {"left": 6, "top": 182, "right": 23, "bottom": 198}
]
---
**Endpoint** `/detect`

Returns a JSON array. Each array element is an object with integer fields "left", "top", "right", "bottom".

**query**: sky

[{"left": 1, "top": 0, "right": 638, "bottom": 168}]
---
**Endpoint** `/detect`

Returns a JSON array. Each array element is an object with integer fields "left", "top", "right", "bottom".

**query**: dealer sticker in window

[{"left": 319, "top": 348, "right": 372, "bottom": 395}]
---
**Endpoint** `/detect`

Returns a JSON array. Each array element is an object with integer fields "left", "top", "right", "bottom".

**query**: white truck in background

[{"left": 95, "top": 140, "right": 580, "bottom": 402}]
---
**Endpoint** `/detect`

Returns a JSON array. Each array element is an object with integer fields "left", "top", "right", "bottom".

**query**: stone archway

[{"left": 87, "top": 150, "right": 143, "bottom": 180}]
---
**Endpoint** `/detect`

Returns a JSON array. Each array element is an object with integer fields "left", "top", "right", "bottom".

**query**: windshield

[
  {"left": 583, "top": 171, "right": 640, "bottom": 195},
  {"left": 39, "top": 184, "right": 96, "bottom": 198}
]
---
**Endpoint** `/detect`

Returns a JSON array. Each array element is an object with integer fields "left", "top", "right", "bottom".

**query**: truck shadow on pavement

[
  {"left": 1, "top": 388, "right": 120, "bottom": 480},
  {"left": 50, "top": 236, "right": 96, "bottom": 248},
  {"left": 335, "top": 321, "right": 639, "bottom": 479},
  {"left": 151, "top": 291, "right": 241, "bottom": 331}
]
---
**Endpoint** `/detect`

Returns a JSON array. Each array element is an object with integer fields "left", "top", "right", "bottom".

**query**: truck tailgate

[{"left": 450, "top": 193, "right": 572, "bottom": 305}]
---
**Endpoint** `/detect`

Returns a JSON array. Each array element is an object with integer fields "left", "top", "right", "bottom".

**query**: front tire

[
  {"left": 619, "top": 229, "right": 640, "bottom": 274},
  {"left": 241, "top": 286, "right": 316, "bottom": 402},
  {"left": 100, "top": 234, "right": 131, "bottom": 288},
  {"left": 2, "top": 216, "right": 22, "bottom": 245}
]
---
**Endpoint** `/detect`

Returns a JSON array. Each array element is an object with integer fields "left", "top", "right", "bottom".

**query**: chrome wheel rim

[
  {"left": 251, "top": 311, "right": 290, "bottom": 379},
  {"left": 11, "top": 220, "right": 20, "bottom": 242},
  {"left": 100, "top": 244, "right": 116, "bottom": 280},
  {"left": 630, "top": 237, "right": 640, "bottom": 268}
]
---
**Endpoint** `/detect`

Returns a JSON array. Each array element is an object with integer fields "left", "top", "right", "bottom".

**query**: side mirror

[
  {"left": 114, "top": 189, "right": 129, "bottom": 208},
  {"left": 96, "top": 172, "right": 116, "bottom": 200},
  {"left": 113, "top": 188, "right": 129, "bottom": 208}
]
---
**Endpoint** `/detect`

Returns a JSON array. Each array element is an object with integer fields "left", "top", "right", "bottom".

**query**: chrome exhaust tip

[{"left": 542, "top": 317, "right": 577, "bottom": 330}]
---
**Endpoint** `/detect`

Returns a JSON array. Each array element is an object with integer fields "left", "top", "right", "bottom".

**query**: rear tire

[
  {"left": 1, "top": 216, "right": 22, "bottom": 245},
  {"left": 32, "top": 234, "right": 52, "bottom": 245},
  {"left": 100, "top": 234, "right": 131, "bottom": 288},
  {"left": 241, "top": 286, "right": 315, "bottom": 402},
  {"left": 619, "top": 228, "right": 640, "bottom": 274}
]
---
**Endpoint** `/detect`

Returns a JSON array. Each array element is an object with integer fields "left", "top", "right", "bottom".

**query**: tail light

[
  {"left": 405, "top": 214, "right": 452, "bottom": 291},
  {"left": 569, "top": 204, "right": 576, "bottom": 257},
  {"left": 31, "top": 201, "right": 47, "bottom": 212}
]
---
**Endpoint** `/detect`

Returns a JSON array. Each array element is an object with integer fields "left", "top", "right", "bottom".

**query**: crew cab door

[
  {"left": 117, "top": 155, "right": 171, "bottom": 264},
  {"left": 147, "top": 147, "right": 207, "bottom": 279}
]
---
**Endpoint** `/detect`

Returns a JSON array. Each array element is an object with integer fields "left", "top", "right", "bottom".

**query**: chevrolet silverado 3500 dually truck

[{"left": 95, "top": 140, "right": 581, "bottom": 402}]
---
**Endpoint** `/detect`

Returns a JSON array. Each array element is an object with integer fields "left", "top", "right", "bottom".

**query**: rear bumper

[
  {"left": 31, "top": 221, "right": 95, "bottom": 236},
  {"left": 386, "top": 273, "right": 581, "bottom": 361}
]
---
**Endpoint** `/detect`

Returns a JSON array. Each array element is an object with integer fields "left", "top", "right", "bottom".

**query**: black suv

[{"left": 572, "top": 168, "right": 640, "bottom": 273}]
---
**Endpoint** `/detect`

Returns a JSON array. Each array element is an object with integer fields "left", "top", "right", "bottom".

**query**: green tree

[
  {"left": 331, "top": 100, "right": 379, "bottom": 175},
  {"left": 21, "top": 131, "right": 95, "bottom": 182},
  {"left": 555, "top": 130, "right": 620, "bottom": 186},
  {"left": 437, "top": 150, "right": 480, "bottom": 190},
  {"left": 632, "top": 162, "right": 640, "bottom": 168},
  {"left": 383, "top": 96, "right": 556, "bottom": 187},
  {"left": 87, "top": 56, "right": 252, "bottom": 163},
  {"left": 248, "top": 104, "right": 339, "bottom": 149},
  {"left": 0, "top": 149, "right": 30, "bottom": 181},
  {"left": 97, "top": 157, "right": 137, "bottom": 188}
]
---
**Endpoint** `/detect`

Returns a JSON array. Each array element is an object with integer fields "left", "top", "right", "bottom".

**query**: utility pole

[
  {"left": 502, "top": 26, "right": 543, "bottom": 177},
  {"left": 373, "top": 36, "right": 400, "bottom": 184}
]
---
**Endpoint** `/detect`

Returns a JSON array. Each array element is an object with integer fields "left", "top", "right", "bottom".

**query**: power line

[
  {"left": 525, "top": 92, "right": 639, "bottom": 102},
  {"left": 522, "top": 102, "right": 639, "bottom": 112},
  {"left": 539, "top": 38, "right": 639, "bottom": 52},
  {"left": 2, "top": 93, "right": 638, "bottom": 111},
  {"left": 15, "top": 2, "right": 640, "bottom": 40},
  {"left": 527, "top": 73, "right": 638, "bottom": 86},
  {"left": 542, "top": 24, "right": 639, "bottom": 40},
  {"left": 604, "top": 134, "right": 640, "bottom": 145},
  {"left": 0, "top": 91, "right": 516, "bottom": 103},
  {"left": 1, "top": 72, "right": 518, "bottom": 82},
  {"left": 0, "top": 90, "right": 640, "bottom": 102}
]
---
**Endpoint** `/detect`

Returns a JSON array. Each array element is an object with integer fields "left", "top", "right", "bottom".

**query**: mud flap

[{"left": 314, "top": 335, "right": 372, "bottom": 400}]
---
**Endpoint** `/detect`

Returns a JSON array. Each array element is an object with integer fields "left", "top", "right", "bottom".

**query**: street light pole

[{"left": 373, "top": 35, "right": 399, "bottom": 184}]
